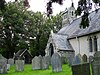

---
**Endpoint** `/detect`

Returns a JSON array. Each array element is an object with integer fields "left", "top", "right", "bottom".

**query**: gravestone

[
  {"left": 82, "top": 54, "right": 87, "bottom": 62},
  {"left": 0, "top": 54, "right": 7, "bottom": 74},
  {"left": 15, "top": 60, "right": 24, "bottom": 71},
  {"left": 7, "top": 64, "right": 10, "bottom": 71},
  {"left": 8, "top": 58, "right": 14, "bottom": 65},
  {"left": 67, "top": 57, "right": 74, "bottom": 66},
  {"left": 41, "top": 56, "right": 49, "bottom": 69},
  {"left": 67, "top": 52, "right": 75, "bottom": 66},
  {"left": 89, "top": 56, "right": 94, "bottom": 63},
  {"left": 72, "top": 54, "right": 83, "bottom": 65},
  {"left": 45, "top": 56, "right": 51, "bottom": 65},
  {"left": 92, "top": 51, "right": 100, "bottom": 75},
  {"left": 38, "top": 55, "right": 42, "bottom": 69},
  {"left": 72, "top": 63, "right": 90, "bottom": 75},
  {"left": 61, "top": 57, "right": 68, "bottom": 64},
  {"left": 32, "top": 56, "right": 42, "bottom": 70},
  {"left": 51, "top": 53, "right": 62, "bottom": 72}
]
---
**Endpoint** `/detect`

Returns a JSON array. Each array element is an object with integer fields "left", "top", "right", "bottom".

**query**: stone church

[{"left": 45, "top": 3, "right": 100, "bottom": 61}]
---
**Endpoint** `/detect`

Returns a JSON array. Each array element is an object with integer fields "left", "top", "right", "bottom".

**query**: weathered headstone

[
  {"left": 61, "top": 57, "right": 68, "bottom": 64},
  {"left": 89, "top": 56, "right": 94, "bottom": 63},
  {"left": 7, "top": 64, "right": 10, "bottom": 71},
  {"left": 66, "top": 52, "right": 75, "bottom": 66},
  {"left": 32, "top": 56, "right": 42, "bottom": 70},
  {"left": 38, "top": 55, "right": 42, "bottom": 69},
  {"left": 0, "top": 54, "right": 7, "bottom": 74},
  {"left": 67, "top": 57, "right": 74, "bottom": 66},
  {"left": 72, "top": 63, "right": 90, "bottom": 75},
  {"left": 15, "top": 60, "right": 24, "bottom": 71},
  {"left": 92, "top": 51, "right": 100, "bottom": 75},
  {"left": 45, "top": 56, "right": 51, "bottom": 65},
  {"left": 41, "top": 56, "right": 49, "bottom": 69},
  {"left": 82, "top": 54, "right": 87, "bottom": 62},
  {"left": 72, "top": 54, "right": 83, "bottom": 65},
  {"left": 51, "top": 53, "right": 62, "bottom": 72},
  {"left": 8, "top": 58, "right": 14, "bottom": 65}
]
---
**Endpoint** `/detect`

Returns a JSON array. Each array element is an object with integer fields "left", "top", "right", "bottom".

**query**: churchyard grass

[{"left": 3, "top": 64, "right": 72, "bottom": 75}]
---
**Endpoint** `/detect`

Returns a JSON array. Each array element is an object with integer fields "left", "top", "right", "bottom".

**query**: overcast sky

[{"left": 6, "top": 0, "right": 79, "bottom": 15}]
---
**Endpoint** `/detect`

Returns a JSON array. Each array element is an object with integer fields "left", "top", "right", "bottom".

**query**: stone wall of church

[
  {"left": 97, "top": 33, "right": 100, "bottom": 51},
  {"left": 69, "top": 32, "right": 100, "bottom": 58}
]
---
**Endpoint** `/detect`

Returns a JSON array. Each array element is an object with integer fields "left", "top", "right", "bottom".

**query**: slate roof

[
  {"left": 52, "top": 33, "right": 74, "bottom": 51},
  {"left": 58, "top": 9, "right": 100, "bottom": 39}
]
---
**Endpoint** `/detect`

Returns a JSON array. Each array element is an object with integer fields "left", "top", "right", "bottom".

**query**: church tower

[
  {"left": 62, "top": 2, "right": 76, "bottom": 27},
  {"left": 67, "top": 2, "right": 76, "bottom": 23}
]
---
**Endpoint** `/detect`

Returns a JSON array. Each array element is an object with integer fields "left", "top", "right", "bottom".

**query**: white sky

[{"left": 6, "top": 0, "right": 79, "bottom": 15}]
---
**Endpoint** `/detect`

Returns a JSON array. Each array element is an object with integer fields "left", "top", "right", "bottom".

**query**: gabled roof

[
  {"left": 52, "top": 33, "right": 74, "bottom": 51},
  {"left": 58, "top": 9, "right": 100, "bottom": 39},
  {"left": 15, "top": 49, "right": 32, "bottom": 57}
]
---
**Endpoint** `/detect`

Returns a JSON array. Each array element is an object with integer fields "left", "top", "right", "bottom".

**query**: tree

[
  {"left": 27, "top": 12, "right": 62, "bottom": 57},
  {"left": 0, "top": 1, "right": 30, "bottom": 58},
  {"left": 0, "top": 0, "right": 62, "bottom": 58}
]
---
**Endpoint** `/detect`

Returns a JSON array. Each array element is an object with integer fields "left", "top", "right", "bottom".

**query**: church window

[
  {"left": 50, "top": 43, "right": 54, "bottom": 56},
  {"left": 89, "top": 37, "right": 93, "bottom": 52},
  {"left": 94, "top": 36, "right": 98, "bottom": 52},
  {"left": 72, "top": 11, "right": 73, "bottom": 16}
]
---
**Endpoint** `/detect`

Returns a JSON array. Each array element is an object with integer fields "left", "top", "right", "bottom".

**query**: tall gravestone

[
  {"left": 0, "top": 54, "right": 7, "bottom": 74},
  {"left": 72, "top": 63, "right": 90, "bottom": 75},
  {"left": 38, "top": 55, "right": 42, "bottom": 69},
  {"left": 41, "top": 56, "right": 49, "bottom": 69},
  {"left": 67, "top": 52, "right": 75, "bottom": 66},
  {"left": 67, "top": 56, "right": 74, "bottom": 66},
  {"left": 82, "top": 54, "right": 87, "bottom": 62},
  {"left": 51, "top": 53, "right": 62, "bottom": 72},
  {"left": 32, "top": 56, "right": 42, "bottom": 70},
  {"left": 45, "top": 56, "right": 51, "bottom": 65},
  {"left": 72, "top": 54, "right": 83, "bottom": 65},
  {"left": 15, "top": 60, "right": 24, "bottom": 71},
  {"left": 92, "top": 51, "right": 100, "bottom": 75},
  {"left": 89, "top": 56, "right": 94, "bottom": 63}
]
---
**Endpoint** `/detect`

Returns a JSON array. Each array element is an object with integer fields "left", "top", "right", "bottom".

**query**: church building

[{"left": 45, "top": 3, "right": 100, "bottom": 61}]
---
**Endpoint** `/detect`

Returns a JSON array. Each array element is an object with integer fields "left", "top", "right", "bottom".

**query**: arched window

[
  {"left": 50, "top": 43, "right": 54, "bottom": 56},
  {"left": 94, "top": 36, "right": 98, "bottom": 52},
  {"left": 89, "top": 37, "right": 93, "bottom": 52},
  {"left": 72, "top": 11, "right": 73, "bottom": 16}
]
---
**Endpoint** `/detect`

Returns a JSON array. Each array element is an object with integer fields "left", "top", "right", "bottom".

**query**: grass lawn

[{"left": 3, "top": 64, "right": 72, "bottom": 75}]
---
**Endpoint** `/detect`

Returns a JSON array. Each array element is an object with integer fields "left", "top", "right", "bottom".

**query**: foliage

[
  {"left": 0, "top": 1, "right": 28, "bottom": 58},
  {"left": 3, "top": 64, "right": 72, "bottom": 75},
  {"left": 0, "top": 0, "right": 6, "bottom": 11},
  {"left": 28, "top": 12, "right": 62, "bottom": 57},
  {"left": 47, "top": 0, "right": 100, "bottom": 28},
  {"left": 0, "top": 1, "right": 62, "bottom": 58}
]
